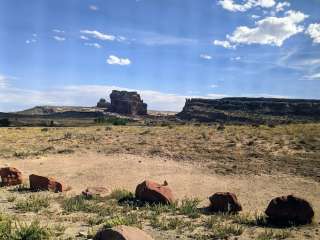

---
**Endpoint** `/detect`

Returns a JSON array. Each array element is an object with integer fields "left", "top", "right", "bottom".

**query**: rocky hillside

[{"left": 177, "top": 97, "right": 320, "bottom": 124}]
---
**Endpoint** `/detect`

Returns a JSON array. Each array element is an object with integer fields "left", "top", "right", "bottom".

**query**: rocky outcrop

[
  {"left": 135, "top": 180, "right": 174, "bottom": 204},
  {"left": 96, "top": 98, "right": 111, "bottom": 109},
  {"left": 94, "top": 225, "right": 154, "bottom": 240},
  {"left": 29, "top": 174, "right": 66, "bottom": 192},
  {"left": 0, "top": 167, "right": 23, "bottom": 186},
  {"left": 265, "top": 195, "right": 314, "bottom": 225},
  {"left": 177, "top": 98, "right": 320, "bottom": 123},
  {"left": 110, "top": 90, "right": 147, "bottom": 115},
  {"left": 209, "top": 192, "right": 242, "bottom": 213}
]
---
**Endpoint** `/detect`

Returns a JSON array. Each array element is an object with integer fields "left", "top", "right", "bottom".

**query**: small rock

[
  {"left": 209, "top": 192, "right": 242, "bottom": 213},
  {"left": 82, "top": 187, "right": 110, "bottom": 199},
  {"left": 0, "top": 167, "right": 23, "bottom": 186},
  {"left": 94, "top": 225, "right": 154, "bottom": 240},
  {"left": 265, "top": 195, "right": 314, "bottom": 225},
  {"left": 135, "top": 180, "right": 174, "bottom": 204},
  {"left": 29, "top": 174, "right": 67, "bottom": 192}
]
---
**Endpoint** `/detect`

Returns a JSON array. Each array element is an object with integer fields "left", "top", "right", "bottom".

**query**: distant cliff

[{"left": 177, "top": 98, "right": 320, "bottom": 123}]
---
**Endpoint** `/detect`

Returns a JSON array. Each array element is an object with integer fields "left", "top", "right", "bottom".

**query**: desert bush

[
  {"left": 15, "top": 195, "right": 50, "bottom": 212},
  {"left": 62, "top": 195, "right": 99, "bottom": 213},
  {"left": 103, "top": 213, "right": 141, "bottom": 229},
  {"left": 0, "top": 215, "right": 51, "bottom": 240},
  {"left": 179, "top": 198, "right": 201, "bottom": 218}
]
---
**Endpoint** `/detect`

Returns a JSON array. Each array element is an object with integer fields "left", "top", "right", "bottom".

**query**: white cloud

[
  {"left": 53, "top": 36, "right": 66, "bottom": 41},
  {"left": 213, "top": 40, "right": 235, "bottom": 49},
  {"left": 302, "top": 73, "right": 320, "bottom": 81},
  {"left": 80, "top": 30, "right": 116, "bottom": 41},
  {"left": 306, "top": 23, "right": 320, "bottom": 44},
  {"left": 106, "top": 55, "right": 131, "bottom": 66},
  {"left": 26, "top": 39, "right": 36, "bottom": 44},
  {"left": 89, "top": 5, "right": 99, "bottom": 11},
  {"left": 80, "top": 35, "right": 89, "bottom": 40},
  {"left": 251, "top": 15, "right": 260, "bottom": 19},
  {"left": 52, "top": 29, "right": 65, "bottom": 33},
  {"left": 200, "top": 54, "right": 212, "bottom": 60},
  {"left": 215, "top": 10, "right": 308, "bottom": 48},
  {"left": 0, "top": 75, "right": 9, "bottom": 88},
  {"left": 84, "top": 42, "right": 102, "bottom": 49},
  {"left": 231, "top": 56, "right": 241, "bottom": 61},
  {"left": 218, "top": 0, "right": 275, "bottom": 12},
  {"left": 275, "top": 2, "right": 290, "bottom": 12},
  {"left": 209, "top": 84, "right": 218, "bottom": 88}
]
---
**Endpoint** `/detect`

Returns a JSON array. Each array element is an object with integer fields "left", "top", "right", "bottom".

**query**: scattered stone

[
  {"left": 29, "top": 174, "right": 66, "bottom": 192},
  {"left": 0, "top": 167, "right": 23, "bottom": 186},
  {"left": 110, "top": 90, "right": 147, "bottom": 115},
  {"left": 265, "top": 195, "right": 314, "bottom": 225},
  {"left": 82, "top": 187, "right": 110, "bottom": 199},
  {"left": 94, "top": 225, "right": 154, "bottom": 240},
  {"left": 209, "top": 192, "right": 242, "bottom": 213},
  {"left": 135, "top": 180, "right": 174, "bottom": 204}
]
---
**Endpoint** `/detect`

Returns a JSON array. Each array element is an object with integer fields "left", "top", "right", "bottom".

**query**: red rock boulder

[
  {"left": 94, "top": 225, "right": 154, "bottom": 240},
  {"left": 0, "top": 167, "right": 23, "bottom": 186},
  {"left": 82, "top": 187, "right": 110, "bottom": 199},
  {"left": 265, "top": 195, "right": 314, "bottom": 225},
  {"left": 135, "top": 180, "right": 174, "bottom": 204},
  {"left": 209, "top": 192, "right": 242, "bottom": 213},
  {"left": 29, "top": 174, "right": 65, "bottom": 192}
]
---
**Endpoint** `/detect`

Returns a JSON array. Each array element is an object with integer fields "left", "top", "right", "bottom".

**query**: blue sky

[{"left": 0, "top": 0, "right": 320, "bottom": 111}]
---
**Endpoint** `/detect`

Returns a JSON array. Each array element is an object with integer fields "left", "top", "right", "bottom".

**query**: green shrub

[
  {"left": 179, "top": 198, "right": 201, "bottom": 218},
  {"left": 95, "top": 117, "right": 128, "bottom": 126}
]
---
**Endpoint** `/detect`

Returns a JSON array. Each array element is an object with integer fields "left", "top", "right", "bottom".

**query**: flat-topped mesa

[
  {"left": 177, "top": 97, "right": 320, "bottom": 123},
  {"left": 110, "top": 90, "right": 147, "bottom": 115}
]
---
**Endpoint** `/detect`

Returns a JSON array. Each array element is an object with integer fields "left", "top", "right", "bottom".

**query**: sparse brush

[
  {"left": 257, "top": 229, "right": 292, "bottom": 240},
  {"left": 62, "top": 195, "right": 99, "bottom": 213},
  {"left": 150, "top": 216, "right": 191, "bottom": 231},
  {"left": 108, "top": 189, "right": 134, "bottom": 201},
  {"left": 210, "top": 222, "right": 244, "bottom": 238},
  {"left": 103, "top": 213, "right": 141, "bottom": 229},
  {"left": 179, "top": 198, "right": 201, "bottom": 218},
  {"left": 15, "top": 194, "right": 50, "bottom": 213},
  {"left": 7, "top": 195, "right": 16, "bottom": 203},
  {"left": 233, "top": 212, "right": 268, "bottom": 226}
]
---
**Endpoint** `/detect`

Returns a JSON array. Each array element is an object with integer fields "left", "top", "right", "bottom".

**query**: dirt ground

[{"left": 0, "top": 152, "right": 319, "bottom": 239}]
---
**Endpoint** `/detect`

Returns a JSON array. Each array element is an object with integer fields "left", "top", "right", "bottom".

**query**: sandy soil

[{"left": 1, "top": 152, "right": 319, "bottom": 223}]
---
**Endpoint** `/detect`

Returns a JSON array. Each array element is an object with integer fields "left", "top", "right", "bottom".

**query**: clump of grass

[
  {"left": 7, "top": 195, "right": 16, "bottom": 202},
  {"left": 103, "top": 213, "right": 141, "bottom": 229},
  {"left": 0, "top": 215, "right": 51, "bottom": 240},
  {"left": 257, "top": 229, "right": 291, "bottom": 240},
  {"left": 144, "top": 202, "right": 178, "bottom": 215},
  {"left": 15, "top": 194, "right": 50, "bottom": 213},
  {"left": 179, "top": 198, "right": 200, "bottom": 218},
  {"left": 211, "top": 223, "right": 244, "bottom": 238},
  {"left": 108, "top": 189, "right": 134, "bottom": 201},
  {"left": 62, "top": 195, "right": 100, "bottom": 213},
  {"left": 233, "top": 212, "right": 268, "bottom": 226},
  {"left": 150, "top": 215, "right": 191, "bottom": 231}
]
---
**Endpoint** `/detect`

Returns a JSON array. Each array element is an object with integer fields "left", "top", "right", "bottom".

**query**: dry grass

[{"left": 0, "top": 124, "right": 319, "bottom": 180}]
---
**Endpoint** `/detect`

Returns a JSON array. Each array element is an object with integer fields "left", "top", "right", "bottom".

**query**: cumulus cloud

[
  {"left": 106, "top": 55, "right": 131, "bottom": 66},
  {"left": 214, "top": 10, "right": 308, "bottom": 48},
  {"left": 84, "top": 42, "right": 102, "bottom": 49},
  {"left": 213, "top": 40, "right": 235, "bottom": 49},
  {"left": 80, "top": 30, "right": 116, "bottom": 41},
  {"left": 200, "top": 54, "right": 212, "bottom": 60},
  {"left": 306, "top": 23, "right": 320, "bottom": 44},
  {"left": 0, "top": 75, "right": 9, "bottom": 88},
  {"left": 53, "top": 36, "right": 66, "bottom": 41},
  {"left": 275, "top": 2, "right": 290, "bottom": 12},
  {"left": 218, "top": 0, "right": 275, "bottom": 12}
]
